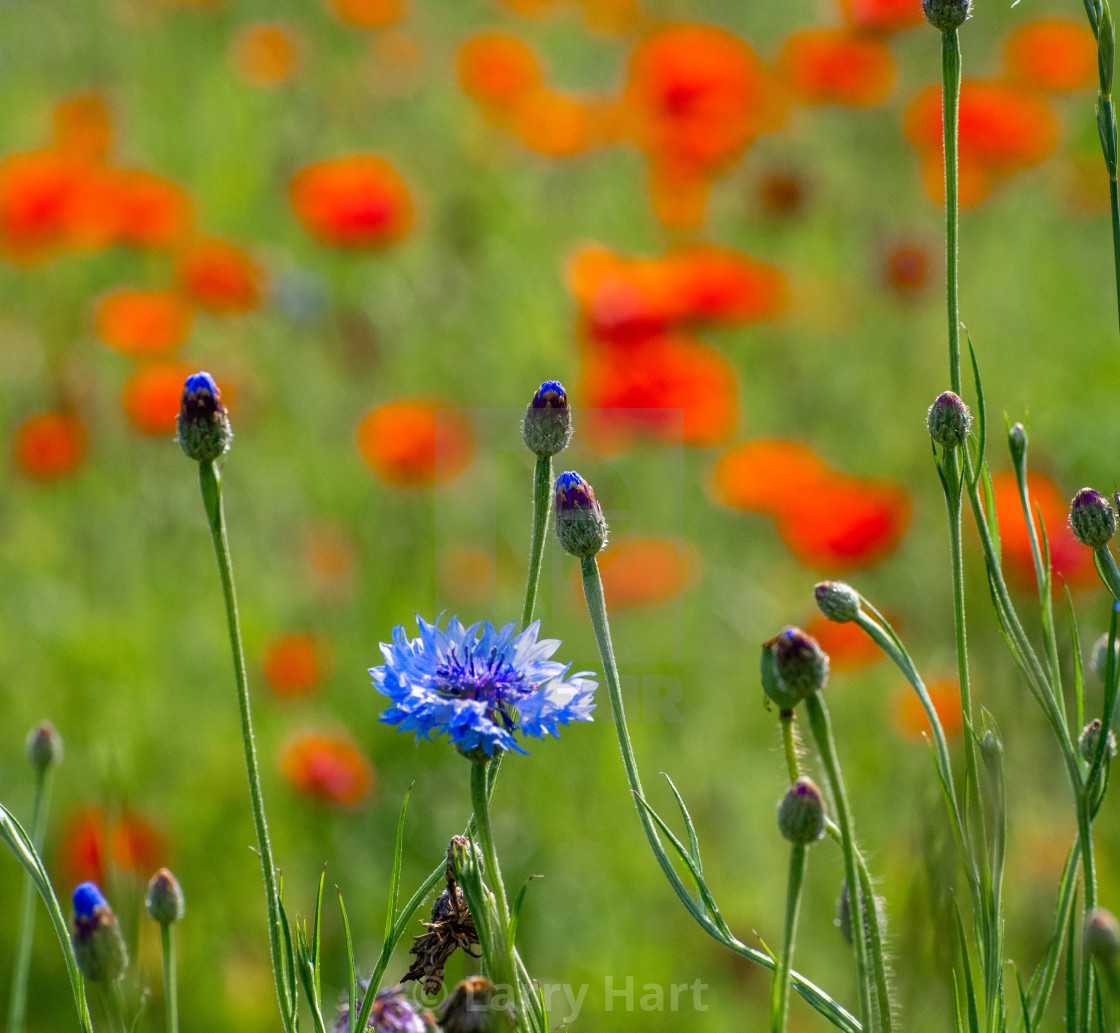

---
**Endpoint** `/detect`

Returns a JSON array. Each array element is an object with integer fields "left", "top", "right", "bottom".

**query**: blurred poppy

[
  {"left": 457, "top": 32, "right": 544, "bottom": 115},
  {"left": 356, "top": 400, "right": 474, "bottom": 486},
  {"left": 280, "top": 732, "right": 374, "bottom": 806},
  {"left": 262, "top": 632, "right": 326, "bottom": 698},
  {"left": 883, "top": 239, "right": 931, "bottom": 297},
  {"left": 327, "top": 0, "right": 404, "bottom": 28},
  {"left": 51, "top": 93, "right": 113, "bottom": 165},
  {"left": 306, "top": 525, "right": 358, "bottom": 601},
  {"left": 120, "top": 362, "right": 195, "bottom": 436},
  {"left": 806, "top": 613, "right": 883, "bottom": 671},
  {"left": 231, "top": 22, "right": 301, "bottom": 86},
  {"left": 13, "top": 411, "right": 89, "bottom": 481},
  {"left": 95, "top": 288, "right": 193, "bottom": 355},
  {"left": 440, "top": 545, "right": 497, "bottom": 605},
  {"left": 1003, "top": 18, "right": 1096, "bottom": 94},
  {"left": 110, "top": 169, "right": 195, "bottom": 249},
  {"left": 176, "top": 237, "right": 264, "bottom": 313},
  {"left": 290, "top": 155, "right": 414, "bottom": 248},
  {"left": 895, "top": 677, "right": 964, "bottom": 739},
  {"left": 668, "top": 244, "right": 788, "bottom": 325},
  {"left": 580, "top": 334, "right": 738, "bottom": 448},
  {"left": 59, "top": 807, "right": 167, "bottom": 889},
  {"left": 780, "top": 29, "right": 896, "bottom": 108},
  {"left": 989, "top": 469, "right": 1098, "bottom": 591},
  {"left": 710, "top": 439, "right": 827, "bottom": 513},
  {"left": 511, "top": 89, "right": 597, "bottom": 157},
  {"left": 0, "top": 150, "right": 86, "bottom": 262},
  {"left": 596, "top": 537, "right": 693, "bottom": 609},
  {"left": 839, "top": 0, "right": 924, "bottom": 32}
]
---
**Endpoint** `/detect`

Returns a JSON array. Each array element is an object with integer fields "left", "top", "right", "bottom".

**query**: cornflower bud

[
  {"left": 926, "top": 390, "right": 971, "bottom": 449},
  {"left": 761, "top": 627, "right": 830, "bottom": 710},
  {"left": 1069, "top": 488, "right": 1116, "bottom": 548},
  {"left": 25, "top": 720, "right": 62, "bottom": 771},
  {"left": 177, "top": 371, "right": 232, "bottom": 462},
  {"left": 146, "top": 868, "right": 185, "bottom": 925},
  {"left": 778, "top": 777, "right": 826, "bottom": 845},
  {"left": 1079, "top": 718, "right": 1118, "bottom": 763},
  {"left": 71, "top": 882, "right": 127, "bottom": 984},
  {"left": 922, "top": 0, "right": 972, "bottom": 31},
  {"left": 555, "top": 471, "right": 607, "bottom": 558},
  {"left": 1085, "top": 907, "right": 1120, "bottom": 967},
  {"left": 814, "top": 581, "right": 861, "bottom": 623},
  {"left": 1091, "top": 632, "right": 1120, "bottom": 683},
  {"left": 521, "top": 380, "right": 572, "bottom": 457}
]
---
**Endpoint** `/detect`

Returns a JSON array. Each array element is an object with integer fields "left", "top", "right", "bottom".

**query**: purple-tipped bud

[
  {"left": 438, "top": 976, "right": 512, "bottom": 1033},
  {"left": 1069, "top": 488, "right": 1116, "bottom": 548},
  {"left": 521, "top": 380, "right": 572, "bottom": 457},
  {"left": 146, "top": 868, "right": 185, "bottom": 925},
  {"left": 555, "top": 470, "right": 607, "bottom": 558},
  {"left": 177, "top": 371, "right": 232, "bottom": 462},
  {"left": 814, "top": 581, "right": 861, "bottom": 623},
  {"left": 922, "top": 0, "right": 972, "bottom": 30},
  {"left": 778, "top": 777, "right": 826, "bottom": 845},
  {"left": 926, "top": 390, "right": 971, "bottom": 449},
  {"left": 1091, "top": 632, "right": 1120, "bottom": 683},
  {"left": 71, "top": 882, "right": 127, "bottom": 984},
  {"left": 333, "top": 982, "right": 430, "bottom": 1033},
  {"left": 761, "top": 627, "right": 829, "bottom": 710},
  {"left": 1086, "top": 908, "right": 1120, "bottom": 966},
  {"left": 1079, "top": 718, "right": 1118, "bottom": 764},
  {"left": 25, "top": 720, "right": 62, "bottom": 771}
]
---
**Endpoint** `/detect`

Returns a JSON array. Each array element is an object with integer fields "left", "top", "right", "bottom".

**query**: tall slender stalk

[
  {"left": 771, "top": 846, "right": 808, "bottom": 1033},
  {"left": 942, "top": 27, "right": 962, "bottom": 396},
  {"left": 160, "top": 924, "right": 179, "bottom": 1033},
  {"left": 521, "top": 455, "right": 553, "bottom": 630},
  {"left": 197, "top": 460, "right": 293, "bottom": 1033}
]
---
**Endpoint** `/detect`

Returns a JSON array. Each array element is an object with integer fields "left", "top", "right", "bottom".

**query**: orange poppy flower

[
  {"left": 806, "top": 613, "right": 883, "bottom": 671},
  {"left": 280, "top": 732, "right": 374, "bottom": 806},
  {"left": 883, "top": 239, "right": 931, "bottom": 296},
  {"left": 596, "top": 537, "right": 693, "bottom": 609},
  {"left": 231, "top": 23, "right": 301, "bottom": 86},
  {"left": 895, "top": 677, "right": 964, "bottom": 739},
  {"left": 710, "top": 439, "right": 828, "bottom": 514},
  {"left": 13, "top": 411, "right": 89, "bottom": 481},
  {"left": 580, "top": 335, "right": 738, "bottom": 448},
  {"left": 839, "top": 0, "right": 924, "bottom": 33},
  {"left": 624, "top": 25, "right": 784, "bottom": 174},
  {"left": 0, "top": 150, "right": 85, "bottom": 262},
  {"left": 51, "top": 93, "right": 113, "bottom": 165},
  {"left": 109, "top": 169, "right": 195, "bottom": 249},
  {"left": 1004, "top": 18, "right": 1096, "bottom": 94},
  {"left": 510, "top": 89, "right": 597, "bottom": 157},
  {"left": 989, "top": 469, "right": 1098, "bottom": 591},
  {"left": 327, "top": 0, "right": 404, "bottom": 28},
  {"left": 356, "top": 400, "right": 474, "bottom": 486},
  {"left": 176, "top": 237, "right": 264, "bottom": 313},
  {"left": 58, "top": 807, "right": 168, "bottom": 890},
  {"left": 666, "top": 244, "right": 788, "bottom": 325},
  {"left": 567, "top": 245, "right": 681, "bottom": 344},
  {"left": 290, "top": 155, "right": 414, "bottom": 248},
  {"left": 95, "top": 288, "right": 193, "bottom": 355},
  {"left": 457, "top": 32, "right": 544, "bottom": 114},
  {"left": 262, "top": 633, "right": 326, "bottom": 698},
  {"left": 120, "top": 362, "right": 195, "bottom": 436},
  {"left": 780, "top": 29, "right": 896, "bottom": 108}
]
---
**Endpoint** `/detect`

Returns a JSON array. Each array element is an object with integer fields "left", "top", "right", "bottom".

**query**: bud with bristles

[
  {"left": 927, "top": 391, "right": 971, "bottom": 449},
  {"left": 71, "top": 882, "right": 127, "bottom": 984},
  {"left": 778, "top": 777, "right": 826, "bottom": 845},
  {"left": 555, "top": 471, "right": 607, "bottom": 558},
  {"left": 814, "top": 581, "right": 861, "bottom": 623},
  {"left": 1069, "top": 488, "right": 1116, "bottom": 548},
  {"left": 1079, "top": 718, "right": 1118, "bottom": 763},
  {"left": 146, "top": 868, "right": 185, "bottom": 925},
  {"left": 1008, "top": 422, "right": 1027, "bottom": 469},
  {"left": 761, "top": 627, "right": 829, "bottom": 710},
  {"left": 922, "top": 0, "right": 972, "bottom": 30},
  {"left": 1086, "top": 908, "right": 1120, "bottom": 966},
  {"left": 521, "top": 380, "right": 572, "bottom": 457},
  {"left": 25, "top": 720, "right": 62, "bottom": 771},
  {"left": 177, "top": 371, "right": 232, "bottom": 462}
]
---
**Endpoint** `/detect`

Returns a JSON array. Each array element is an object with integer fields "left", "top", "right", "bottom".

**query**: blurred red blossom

[{"left": 280, "top": 732, "right": 374, "bottom": 806}]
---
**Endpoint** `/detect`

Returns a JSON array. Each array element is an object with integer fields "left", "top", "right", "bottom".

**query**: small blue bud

[
  {"left": 146, "top": 868, "right": 185, "bottom": 925},
  {"left": 521, "top": 380, "right": 573, "bottom": 457},
  {"left": 555, "top": 470, "right": 607, "bottom": 557},
  {"left": 177, "top": 371, "right": 233, "bottom": 462},
  {"left": 71, "top": 881, "right": 128, "bottom": 984}
]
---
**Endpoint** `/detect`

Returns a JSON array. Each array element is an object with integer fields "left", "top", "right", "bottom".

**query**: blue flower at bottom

[{"left": 371, "top": 616, "right": 596, "bottom": 755}]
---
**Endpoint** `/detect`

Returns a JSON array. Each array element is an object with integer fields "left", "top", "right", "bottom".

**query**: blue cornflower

[{"left": 371, "top": 616, "right": 596, "bottom": 756}]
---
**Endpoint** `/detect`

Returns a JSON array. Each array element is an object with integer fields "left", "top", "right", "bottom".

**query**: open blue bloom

[{"left": 371, "top": 616, "right": 596, "bottom": 755}]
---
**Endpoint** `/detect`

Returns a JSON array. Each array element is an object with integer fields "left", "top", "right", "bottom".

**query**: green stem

[
  {"left": 161, "top": 924, "right": 179, "bottom": 1033},
  {"left": 7, "top": 767, "right": 50, "bottom": 1033},
  {"left": 780, "top": 713, "right": 800, "bottom": 783},
  {"left": 197, "top": 460, "right": 293, "bottom": 1033},
  {"left": 771, "top": 846, "right": 808, "bottom": 1033},
  {"left": 942, "top": 27, "right": 962, "bottom": 396},
  {"left": 102, "top": 983, "right": 127, "bottom": 1033},
  {"left": 521, "top": 456, "right": 553, "bottom": 629},
  {"left": 805, "top": 695, "right": 874, "bottom": 1033},
  {"left": 469, "top": 761, "right": 523, "bottom": 1030}
]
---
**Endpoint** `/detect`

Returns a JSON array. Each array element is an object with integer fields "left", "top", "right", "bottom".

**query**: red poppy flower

[
  {"left": 510, "top": 89, "right": 597, "bottom": 157},
  {"left": 13, "top": 411, "right": 89, "bottom": 481},
  {"left": 356, "top": 400, "right": 474, "bottom": 486},
  {"left": 95, "top": 288, "right": 193, "bottom": 355},
  {"left": 58, "top": 808, "right": 168, "bottom": 889},
  {"left": 780, "top": 29, "right": 896, "bottom": 108},
  {"left": 457, "top": 33, "right": 544, "bottom": 114},
  {"left": 839, "top": 0, "right": 924, "bottom": 33},
  {"left": 262, "top": 633, "right": 326, "bottom": 698},
  {"left": 176, "top": 237, "right": 264, "bottom": 313},
  {"left": 596, "top": 537, "right": 694, "bottom": 609},
  {"left": 1003, "top": 18, "right": 1096, "bottom": 94},
  {"left": 280, "top": 732, "right": 374, "bottom": 806},
  {"left": 805, "top": 614, "right": 883, "bottom": 671},
  {"left": 0, "top": 150, "right": 85, "bottom": 262},
  {"left": 109, "top": 169, "right": 195, "bottom": 249},
  {"left": 290, "top": 155, "right": 414, "bottom": 248},
  {"left": 120, "top": 362, "right": 195, "bottom": 436},
  {"left": 895, "top": 677, "right": 964, "bottom": 739},
  {"left": 710, "top": 440, "right": 828, "bottom": 513}
]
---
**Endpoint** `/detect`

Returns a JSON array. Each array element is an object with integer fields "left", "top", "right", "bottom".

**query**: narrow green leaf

[
  {"left": 312, "top": 865, "right": 327, "bottom": 1006},
  {"left": 383, "top": 786, "right": 413, "bottom": 948},
  {"left": 1016, "top": 965, "right": 1034, "bottom": 1033},
  {"left": 509, "top": 874, "right": 540, "bottom": 946},
  {"left": 1069, "top": 588, "right": 1087, "bottom": 738},
  {"left": 337, "top": 889, "right": 357, "bottom": 1033},
  {"left": 662, "top": 773, "right": 704, "bottom": 875},
  {"left": 968, "top": 333, "right": 987, "bottom": 473},
  {"left": 1066, "top": 887, "right": 1080, "bottom": 1033},
  {"left": 278, "top": 890, "right": 300, "bottom": 1029},
  {"left": 953, "top": 972, "right": 966, "bottom": 1033},
  {"left": 954, "top": 902, "right": 981, "bottom": 1033},
  {"left": 1027, "top": 841, "right": 1079, "bottom": 1031}
]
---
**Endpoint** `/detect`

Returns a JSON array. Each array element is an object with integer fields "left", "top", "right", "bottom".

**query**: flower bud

[
  {"left": 814, "top": 581, "right": 861, "bottom": 623},
  {"left": 922, "top": 0, "right": 972, "bottom": 31},
  {"left": 521, "top": 380, "right": 572, "bottom": 458},
  {"left": 146, "top": 868, "right": 185, "bottom": 925},
  {"left": 71, "top": 882, "right": 127, "bottom": 984},
  {"left": 333, "top": 983, "right": 429, "bottom": 1033},
  {"left": 835, "top": 877, "right": 887, "bottom": 946},
  {"left": 1079, "top": 718, "right": 1118, "bottom": 763},
  {"left": 25, "top": 720, "right": 62, "bottom": 771},
  {"left": 447, "top": 835, "right": 484, "bottom": 879},
  {"left": 438, "top": 975, "right": 513, "bottom": 1033},
  {"left": 1086, "top": 907, "right": 1120, "bottom": 966},
  {"left": 555, "top": 471, "right": 607, "bottom": 558},
  {"left": 1008, "top": 422, "right": 1027, "bottom": 470},
  {"left": 926, "top": 390, "right": 971, "bottom": 449},
  {"left": 1069, "top": 488, "right": 1116, "bottom": 548},
  {"left": 778, "top": 776, "right": 826, "bottom": 845},
  {"left": 1090, "top": 632, "right": 1120, "bottom": 683},
  {"left": 761, "top": 627, "right": 829, "bottom": 710},
  {"left": 177, "top": 371, "right": 232, "bottom": 462}
]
